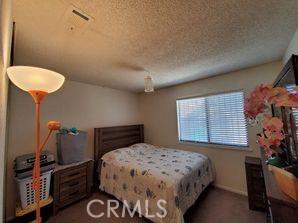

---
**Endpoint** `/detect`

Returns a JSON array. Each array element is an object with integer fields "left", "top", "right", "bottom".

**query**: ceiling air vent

[{"left": 60, "top": 5, "right": 94, "bottom": 34}]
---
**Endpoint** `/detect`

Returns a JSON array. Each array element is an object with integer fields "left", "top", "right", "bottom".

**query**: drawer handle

[
  {"left": 68, "top": 172, "right": 80, "bottom": 177},
  {"left": 69, "top": 191, "right": 79, "bottom": 196},
  {"left": 69, "top": 182, "right": 80, "bottom": 187}
]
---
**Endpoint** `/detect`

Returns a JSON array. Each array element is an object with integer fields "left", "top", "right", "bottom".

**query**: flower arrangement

[{"left": 244, "top": 84, "right": 298, "bottom": 159}]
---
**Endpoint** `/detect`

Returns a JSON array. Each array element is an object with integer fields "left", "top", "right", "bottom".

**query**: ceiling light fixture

[{"left": 144, "top": 75, "right": 154, "bottom": 93}]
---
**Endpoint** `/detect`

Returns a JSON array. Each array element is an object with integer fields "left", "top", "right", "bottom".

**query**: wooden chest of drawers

[
  {"left": 245, "top": 156, "right": 268, "bottom": 212},
  {"left": 52, "top": 160, "right": 93, "bottom": 215}
]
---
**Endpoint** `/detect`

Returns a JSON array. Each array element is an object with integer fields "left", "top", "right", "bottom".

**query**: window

[
  {"left": 286, "top": 85, "right": 298, "bottom": 139},
  {"left": 176, "top": 91, "right": 248, "bottom": 147}
]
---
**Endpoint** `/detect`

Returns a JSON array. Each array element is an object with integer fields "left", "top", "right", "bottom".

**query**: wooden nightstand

[{"left": 52, "top": 159, "right": 93, "bottom": 215}]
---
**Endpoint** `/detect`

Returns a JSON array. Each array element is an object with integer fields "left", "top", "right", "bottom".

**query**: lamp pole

[{"left": 29, "top": 90, "right": 47, "bottom": 223}]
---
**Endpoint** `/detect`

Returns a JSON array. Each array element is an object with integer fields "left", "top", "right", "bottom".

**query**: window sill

[{"left": 178, "top": 140, "right": 253, "bottom": 152}]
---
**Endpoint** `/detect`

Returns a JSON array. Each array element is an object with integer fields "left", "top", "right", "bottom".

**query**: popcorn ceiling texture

[{"left": 13, "top": 0, "right": 298, "bottom": 92}]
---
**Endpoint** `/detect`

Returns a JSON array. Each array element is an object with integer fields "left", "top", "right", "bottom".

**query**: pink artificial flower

[
  {"left": 266, "top": 85, "right": 298, "bottom": 107},
  {"left": 266, "top": 87, "right": 288, "bottom": 104},
  {"left": 274, "top": 93, "right": 298, "bottom": 107},
  {"left": 244, "top": 98, "right": 265, "bottom": 119},
  {"left": 244, "top": 84, "right": 298, "bottom": 119},
  {"left": 257, "top": 133, "right": 270, "bottom": 149},
  {"left": 262, "top": 116, "right": 284, "bottom": 132},
  {"left": 245, "top": 84, "right": 298, "bottom": 158},
  {"left": 244, "top": 84, "right": 278, "bottom": 119},
  {"left": 256, "top": 116, "right": 285, "bottom": 157},
  {"left": 257, "top": 134, "right": 274, "bottom": 157},
  {"left": 244, "top": 85, "right": 269, "bottom": 119},
  {"left": 265, "top": 130, "right": 284, "bottom": 147}
]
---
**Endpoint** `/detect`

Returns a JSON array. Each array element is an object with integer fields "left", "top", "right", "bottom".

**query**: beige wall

[
  {"left": 0, "top": 0, "right": 12, "bottom": 221},
  {"left": 138, "top": 61, "right": 282, "bottom": 195},
  {"left": 283, "top": 29, "right": 298, "bottom": 63},
  {"left": 6, "top": 80, "right": 140, "bottom": 218}
]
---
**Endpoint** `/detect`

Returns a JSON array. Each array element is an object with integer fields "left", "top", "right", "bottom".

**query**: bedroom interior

[{"left": 0, "top": 0, "right": 298, "bottom": 223}]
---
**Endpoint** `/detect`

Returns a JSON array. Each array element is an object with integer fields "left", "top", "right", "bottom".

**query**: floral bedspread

[{"left": 99, "top": 143, "right": 213, "bottom": 223}]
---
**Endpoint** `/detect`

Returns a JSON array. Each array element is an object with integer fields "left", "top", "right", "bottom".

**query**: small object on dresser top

[
  {"left": 59, "top": 127, "right": 79, "bottom": 135},
  {"left": 56, "top": 130, "right": 87, "bottom": 165}
]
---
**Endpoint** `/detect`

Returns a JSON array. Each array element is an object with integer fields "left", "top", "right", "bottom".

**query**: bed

[{"left": 94, "top": 125, "right": 214, "bottom": 223}]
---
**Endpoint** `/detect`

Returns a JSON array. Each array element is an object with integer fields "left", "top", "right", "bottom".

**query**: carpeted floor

[{"left": 47, "top": 187, "right": 266, "bottom": 223}]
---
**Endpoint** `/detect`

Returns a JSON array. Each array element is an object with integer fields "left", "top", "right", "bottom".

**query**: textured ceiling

[{"left": 13, "top": 0, "right": 298, "bottom": 92}]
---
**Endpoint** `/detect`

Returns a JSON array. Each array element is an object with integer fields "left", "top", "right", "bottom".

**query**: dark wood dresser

[
  {"left": 245, "top": 156, "right": 267, "bottom": 211},
  {"left": 52, "top": 159, "right": 93, "bottom": 215},
  {"left": 260, "top": 153, "right": 298, "bottom": 223}
]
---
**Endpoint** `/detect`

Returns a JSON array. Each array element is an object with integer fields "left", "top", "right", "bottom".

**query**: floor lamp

[{"left": 7, "top": 66, "right": 65, "bottom": 223}]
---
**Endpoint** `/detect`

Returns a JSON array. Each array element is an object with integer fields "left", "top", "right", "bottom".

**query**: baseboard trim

[{"left": 215, "top": 184, "right": 248, "bottom": 196}]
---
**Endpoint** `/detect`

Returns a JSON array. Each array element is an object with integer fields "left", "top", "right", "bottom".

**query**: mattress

[{"left": 100, "top": 143, "right": 214, "bottom": 223}]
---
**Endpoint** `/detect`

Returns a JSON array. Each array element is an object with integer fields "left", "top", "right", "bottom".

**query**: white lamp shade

[
  {"left": 144, "top": 76, "right": 154, "bottom": 93},
  {"left": 7, "top": 66, "right": 65, "bottom": 93}
]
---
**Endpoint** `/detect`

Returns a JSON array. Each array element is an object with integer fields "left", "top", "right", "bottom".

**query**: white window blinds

[
  {"left": 177, "top": 91, "right": 248, "bottom": 147},
  {"left": 286, "top": 85, "right": 298, "bottom": 143}
]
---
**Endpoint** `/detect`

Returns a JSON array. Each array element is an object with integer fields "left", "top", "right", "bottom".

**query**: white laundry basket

[{"left": 16, "top": 170, "right": 52, "bottom": 209}]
